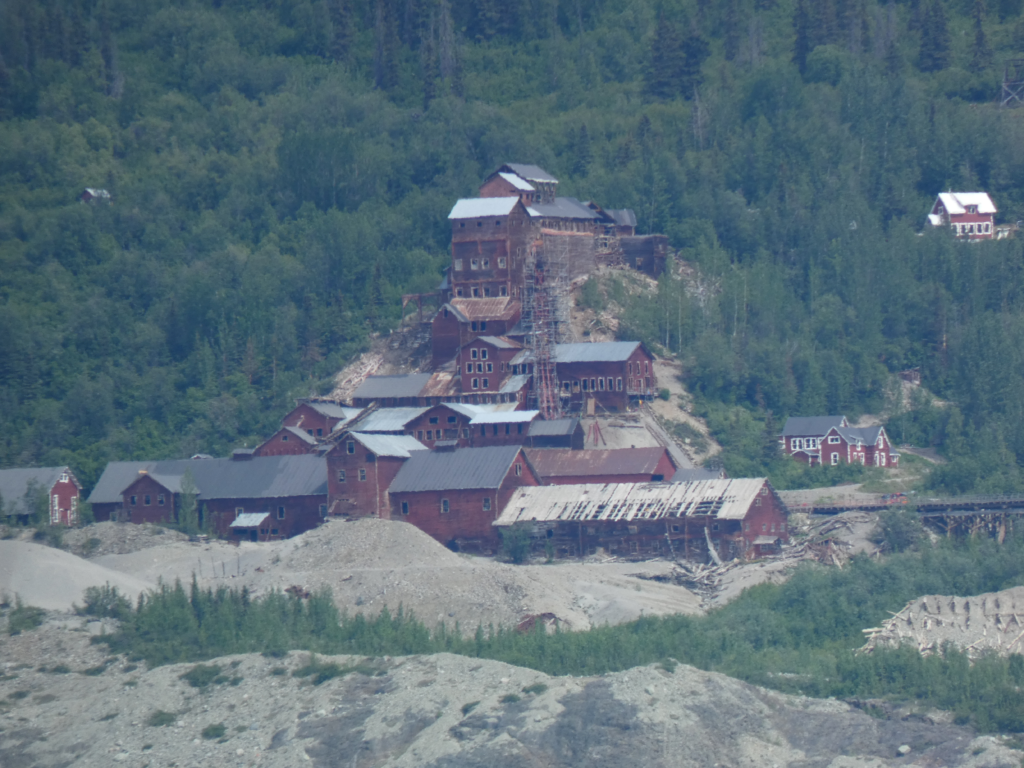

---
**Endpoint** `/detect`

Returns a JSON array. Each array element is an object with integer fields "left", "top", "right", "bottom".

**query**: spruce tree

[
  {"left": 724, "top": 0, "right": 741, "bottom": 61},
  {"left": 793, "top": 0, "right": 811, "bottom": 75},
  {"left": 681, "top": 30, "right": 710, "bottom": 96},
  {"left": 970, "top": 0, "right": 992, "bottom": 71},
  {"left": 573, "top": 124, "right": 592, "bottom": 177},
  {"left": 918, "top": 0, "right": 950, "bottom": 72},
  {"left": 646, "top": 14, "right": 685, "bottom": 100}
]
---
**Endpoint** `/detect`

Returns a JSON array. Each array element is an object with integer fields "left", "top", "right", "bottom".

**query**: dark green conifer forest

[{"left": 3, "top": 0, "right": 1024, "bottom": 491}]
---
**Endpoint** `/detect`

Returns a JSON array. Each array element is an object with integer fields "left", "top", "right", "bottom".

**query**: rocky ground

[{"left": 1, "top": 624, "right": 1020, "bottom": 768}]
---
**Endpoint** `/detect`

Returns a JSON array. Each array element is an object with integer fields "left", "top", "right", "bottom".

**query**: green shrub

[
  {"left": 499, "top": 526, "right": 531, "bottom": 564},
  {"left": 201, "top": 723, "right": 226, "bottom": 740},
  {"left": 78, "top": 584, "right": 130, "bottom": 619},
  {"left": 180, "top": 664, "right": 223, "bottom": 688},
  {"left": 522, "top": 683, "right": 547, "bottom": 695},
  {"left": 461, "top": 701, "right": 479, "bottom": 715},
  {"left": 7, "top": 597, "right": 45, "bottom": 635},
  {"left": 658, "top": 388, "right": 671, "bottom": 401},
  {"left": 292, "top": 656, "right": 353, "bottom": 686},
  {"left": 270, "top": 666, "right": 287, "bottom": 676},
  {"left": 499, "top": 693, "right": 521, "bottom": 704},
  {"left": 147, "top": 710, "right": 177, "bottom": 727}
]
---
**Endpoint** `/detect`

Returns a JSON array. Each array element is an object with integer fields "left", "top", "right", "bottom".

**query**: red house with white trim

[
  {"left": 0, "top": 466, "right": 82, "bottom": 526},
  {"left": 927, "top": 192, "right": 996, "bottom": 240}
]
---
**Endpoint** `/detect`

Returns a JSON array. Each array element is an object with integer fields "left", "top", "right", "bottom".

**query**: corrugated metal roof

[
  {"left": 449, "top": 197, "right": 521, "bottom": 219},
  {"left": 87, "top": 455, "right": 327, "bottom": 504},
  {"left": 495, "top": 478, "right": 771, "bottom": 526},
  {"left": 350, "top": 407, "right": 430, "bottom": 433},
  {"left": 470, "top": 410, "right": 539, "bottom": 425},
  {"left": 781, "top": 416, "right": 847, "bottom": 437},
  {"left": 448, "top": 298, "right": 520, "bottom": 322},
  {"left": 525, "top": 448, "right": 669, "bottom": 478},
  {"left": 0, "top": 467, "right": 75, "bottom": 516},
  {"left": 389, "top": 445, "right": 524, "bottom": 493},
  {"left": 497, "top": 172, "right": 535, "bottom": 191},
  {"left": 352, "top": 374, "right": 432, "bottom": 400},
  {"left": 528, "top": 418, "right": 579, "bottom": 437},
  {"left": 500, "top": 374, "right": 531, "bottom": 394},
  {"left": 351, "top": 433, "right": 427, "bottom": 458},
  {"left": 530, "top": 197, "right": 600, "bottom": 220},
  {"left": 301, "top": 401, "right": 360, "bottom": 420},
  {"left": 231, "top": 512, "right": 270, "bottom": 528}
]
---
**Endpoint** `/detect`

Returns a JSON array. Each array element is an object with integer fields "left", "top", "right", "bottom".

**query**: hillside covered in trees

[{"left": 3, "top": 0, "right": 1024, "bottom": 492}]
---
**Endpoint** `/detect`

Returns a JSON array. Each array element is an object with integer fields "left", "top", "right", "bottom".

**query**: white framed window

[
  {"left": 471, "top": 349, "right": 478, "bottom": 359},
  {"left": 498, "top": 257, "right": 506, "bottom": 268},
  {"left": 454, "top": 259, "right": 463, "bottom": 271},
  {"left": 481, "top": 349, "right": 488, "bottom": 360},
  {"left": 486, "top": 363, "right": 493, "bottom": 373},
  {"left": 828, "top": 435, "right": 840, "bottom": 444},
  {"left": 617, "top": 378, "right": 623, "bottom": 391},
  {"left": 337, "top": 470, "right": 346, "bottom": 482},
  {"left": 831, "top": 453, "right": 839, "bottom": 466},
  {"left": 347, "top": 441, "right": 355, "bottom": 454},
  {"left": 60, "top": 472, "right": 68, "bottom": 482},
  {"left": 466, "top": 363, "right": 473, "bottom": 373},
  {"left": 477, "top": 363, "right": 483, "bottom": 373},
  {"left": 472, "top": 378, "right": 479, "bottom": 389},
  {"left": 471, "top": 259, "right": 479, "bottom": 270},
  {"left": 792, "top": 438, "right": 803, "bottom": 451},
  {"left": 499, "top": 286, "right": 507, "bottom": 296},
  {"left": 358, "top": 468, "right": 366, "bottom": 481},
  {"left": 482, "top": 378, "right": 489, "bottom": 388},
  {"left": 277, "top": 506, "right": 286, "bottom": 519},
  {"left": 235, "top": 506, "right": 243, "bottom": 514},
  {"left": 515, "top": 463, "right": 523, "bottom": 476}
]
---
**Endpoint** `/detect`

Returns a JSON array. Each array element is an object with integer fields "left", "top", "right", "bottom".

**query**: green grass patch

[{"left": 521, "top": 683, "right": 547, "bottom": 695}]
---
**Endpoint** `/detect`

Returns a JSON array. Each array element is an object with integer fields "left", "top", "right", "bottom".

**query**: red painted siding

[
  {"left": 327, "top": 445, "right": 410, "bottom": 519},
  {"left": 254, "top": 428, "right": 317, "bottom": 457},
  {"left": 121, "top": 475, "right": 177, "bottom": 525},
  {"left": 49, "top": 471, "right": 81, "bottom": 526},
  {"left": 205, "top": 496, "right": 326, "bottom": 541},
  {"left": 281, "top": 403, "right": 336, "bottom": 438}
]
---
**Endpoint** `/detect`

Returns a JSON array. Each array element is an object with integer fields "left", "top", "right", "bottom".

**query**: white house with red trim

[{"left": 927, "top": 192, "right": 996, "bottom": 240}]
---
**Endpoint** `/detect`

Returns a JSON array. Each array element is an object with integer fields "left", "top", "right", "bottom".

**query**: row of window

[
  {"left": 469, "top": 348, "right": 489, "bottom": 360},
  {"left": 466, "top": 362, "right": 494, "bottom": 374},
  {"left": 400, "top": 497, "right": 494, "bottom": 515},
  {"left": 454, "top": 285, "right": 510, "bottom": 298},
  {"left": 627, "top": 361, "right": 650, "bottom": 376},
  {"left": 454, "top": 257, "right": 508, "bottom": 271},
  {"left": 953, "top": 222, "right": 991, "bottom": 236},
  {"left": 456, "top": 217, "right": 527, "bottom": 228},
  {"left": 130, "top": 493, "right": 166, "bottom": 506}
]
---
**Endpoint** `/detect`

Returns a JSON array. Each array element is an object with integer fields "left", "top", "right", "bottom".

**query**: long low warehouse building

[{"left": 494, "top": 478, "right": 789, "bottom": 561}]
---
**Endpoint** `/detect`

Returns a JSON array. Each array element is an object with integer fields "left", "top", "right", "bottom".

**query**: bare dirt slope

[
  {"left": 76, "top": 519, "right": 701, "bottom": 632},
  {"left": 0, "top": 624, "right": 1018, "bottom": 768},
  {"left": 862, "top": 585, "right": 1024, "bottom": 658}
]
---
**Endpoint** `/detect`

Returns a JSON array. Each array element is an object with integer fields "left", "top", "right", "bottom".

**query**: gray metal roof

[
  {"left": 284, "top": 426, "right": 318, "bottom": 445},
  {"left": 781, "top": 416, "right": 848, "bottom": 437},
  {"left": 525, "top": 448, "right": 669, "bottom": 478},
  {"left": 352, "top": 374, "right": 432, "bottom": 401},
  {"left": 530, "top": 197, "right": 600, "bottom": 220},
  {"left": 230, "top": 512, "right": 269, "bottom": 528},
  {"left": 475, "top": 335, "right": 521, "bottom": 350},
  {"left": 528, "top": 418, "right": 580, "bottom": 437},
  {"left": 350, "top": 433, "right": 428, "bottom": 458},
  {"left": 388, "top": 445, "right": 525, "bottom": 493},
  {"left": 555, "top": 341, "right": 641, "bottom": 364},
  {"left": 470, "top": 410, "right": 539, "bottom": 425},
  {"left": 448, "top": 197, "right": 521, "bottom": 219},
  {"left": 87, "top": 455, "right": 327, "bottom": 504},
  {"left": 501, "top": 163, "right": 558, "bottom": 183},
  {"left": 499, "top": 374, "right": 531, "bottom": 393},
  {"left": 834, "top": 425, "right": 885, "bottom": 446},
  {"left": 0, "top": 467, "right": 77, "bottom": 516},
  {"left": 350, "top": 407, "right": 429, "bottom": 433},
  {"left": 606, "top": 208, "right": 637, "bottom": 228},
  {"left": 496, "top": 478, "right": 772, "bottom": 526},
  {"left": 301, "top": 401, "right": 360, "bottom": 420}
]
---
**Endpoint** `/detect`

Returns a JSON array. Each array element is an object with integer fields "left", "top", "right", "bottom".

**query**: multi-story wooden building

[
  {"left": 88, "top": 454, "right": 328, "bottom": 540},
  {"left": 448, "top": 197, "right": 534, "bottom": 302},
  {"left": 496, "top": 478, "right": 788, "bottom": 561},
  {"left": 0, "top": 466, "right": 82, "bottom": 526},
  {"left": 326, "top": 432, "right": 426, "bottom": 519},
  {"left": 780, "top": 416, "right": 900, "bottom": 468},
  {"left": 387, "top": 444, "right": 540, "bottom": 552},
  {"left": 431, "top": 298, "right": 522, "bottom": 367}
]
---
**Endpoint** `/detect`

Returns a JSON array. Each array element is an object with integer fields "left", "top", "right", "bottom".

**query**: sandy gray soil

[{"left": 0, "top": 623, "right": 1019, "bottom": 768}]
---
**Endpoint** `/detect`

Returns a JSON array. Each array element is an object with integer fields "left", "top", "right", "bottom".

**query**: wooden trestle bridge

[{"left": 804, "top": 495, "right": 1024, "bottom": 539}]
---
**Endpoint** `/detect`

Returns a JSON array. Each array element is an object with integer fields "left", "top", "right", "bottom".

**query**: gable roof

[
  {"left": 282, "top": 426, "right": 318, "bottom": 445},
  {"left": 525, "top": 448, "right": 670, "bottom": 479},
  {"left": 606, "top": 208, "right": 637, "bottom": 228},
  {"left": 500, "top": 163, "right": 558, "bottom": 183},
  {"left": 0, "top": 467, "right": 77, "bottom": 516},
  {"left": 88, "top": 455, "right": 327, "bottom": 505},
  {"left": 496, "top": 478, "right": 773, "bottom": 525},
  {"left": 349, "top": 407, "right": 430, "bottom": 433},
  {"left": 388, "top": 445, "right": 526, "bottom": 493},
  {"left": 448, "top": 197, "right": 522, "bottom": 220},
  {"left": 351, "top": 374, "right": 433, "bottom": 401},
  {"left": 936, "top": 192, "right": 997, "bottom": 216},
  {"left": 297, "top": 400, "right": 360, "bottom": 421},
  {"left": 781, "top": 416, "right": 847, "bottom": 437},
  {"left": 832, "top": 425, "right": 885, "bottom": 446}
]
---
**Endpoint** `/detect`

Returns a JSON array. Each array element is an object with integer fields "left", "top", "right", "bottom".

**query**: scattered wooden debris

[{"left": 285, "top": 585, "right": 311, "bottom": 599}]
